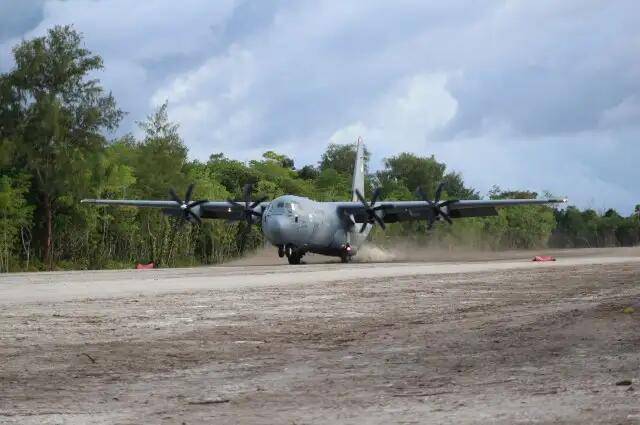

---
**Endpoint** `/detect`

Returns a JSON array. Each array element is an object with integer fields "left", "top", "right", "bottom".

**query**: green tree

[
  {"left": 441, "top": 171, "right": 479, "bottom": 199},
  {"left": 319, "top": 142, "right": 370, "bottom": 175},
  {"left": 0, "top": 25, "right": 122, "bottom": 268},
  {"left": 315, "top": 168, "right": 351, "bottom": 200},
  {"left": 489, "top": 187, "right": 556, "bottom": 249},
  {"left": 297, "top": 165, "right": 319, "bottom": 180},
  {"left": 134, "top": 102, "right": 188, "bottom": 197},
  {"left": 133, "top": 103, "right": 190, "bottom": 266},
  {"left": 262, "top": 151, "right": 295, "bottom": 169},
  {"left": 377, "top": 153, "right": 476, "bottom": 200},
  {"left": 378, "top": 153, "right": 445, "bottom": 196},
  {"left": 0, "top": 175, "right": 33, "bottom": 271},
  {"left": 207, "top": 153, "right": 257, "bottom": 195}
]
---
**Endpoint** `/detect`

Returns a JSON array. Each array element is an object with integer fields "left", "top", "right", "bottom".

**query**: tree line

[{"left": 0, "top": 26, "right": 638, "bottom": 272}]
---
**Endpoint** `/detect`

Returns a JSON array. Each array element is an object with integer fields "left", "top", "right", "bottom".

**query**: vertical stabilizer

[{"left": 351, "top": 137, "right": 365, "bottom": 201}]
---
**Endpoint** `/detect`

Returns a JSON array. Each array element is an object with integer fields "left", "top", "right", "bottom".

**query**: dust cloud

[{"left": 223, "top": 242, "right": 640, "bottom": 266}]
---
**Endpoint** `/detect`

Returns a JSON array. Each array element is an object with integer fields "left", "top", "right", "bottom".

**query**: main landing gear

[{"left": 340, "top": 244, "right": 353, "bottom": 263}]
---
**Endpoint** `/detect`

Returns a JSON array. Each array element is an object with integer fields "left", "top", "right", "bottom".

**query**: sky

[{"left": 1, "top": 0, "right": 639, "bottom": 213}]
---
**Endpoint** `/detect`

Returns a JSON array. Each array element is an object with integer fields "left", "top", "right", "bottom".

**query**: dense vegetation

[{"left": 0, "top": 26, "right": 638, "bottom": 272}]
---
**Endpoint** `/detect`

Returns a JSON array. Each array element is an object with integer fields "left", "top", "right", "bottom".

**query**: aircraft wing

[
  {"left": 80, "top": 199, "right": 271, "bottom": 221},
  {"left": 335, "top": 198, "right": 567, "bottom": 224}
]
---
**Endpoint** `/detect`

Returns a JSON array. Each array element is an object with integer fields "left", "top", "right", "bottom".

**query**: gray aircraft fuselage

[{"left": 261, "top": 195, "right": 368, "bottom": 257}]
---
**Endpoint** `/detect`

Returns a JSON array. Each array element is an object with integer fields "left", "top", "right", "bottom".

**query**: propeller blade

[
  {"left": 227, "top": 184, "right": 268, "bottom": 232},
  {"left": 188, "top": 199, "right": 209, "bottom": 209},
  {"left": 416, "top": 183, "right": 454, "bottom": 230},
  {"left": 186, "top": 209, "right": 202, "bottom": 224},
  {"left": 416, "top": 186, "right": 436, "bottom": 207},
  {"left": 227, "top": 199, "right": 244, "bottom": 209},
  {"left": 169, "top": 188, "right": 182, "bottom": 205},
  {"left": 167, "top": 184, "right": 208, "bottom": 225},
  {"left": 238, "top": 221, "right": 251, "bottom": 252},
  {"left": 243, "top": 183, "right": 253, "bottom": 207},
  {"left": 435, "top": 182, "right": 445, "bottom": 203},
  {"left": 372, "top": 204, "right": 394, "bottom": 212},
  {"left": 184, "top": 183, "right": 195, "bottom": 204},
  {"left": 439, "top": 199, "right": 458, "bottom": 208},
  {"left": 373, "top": 213, "right": 386, "bottom": 230},
  {"left": 354, "top": 187, "right": 388, "bottom": 232},
  {"left": 354, "top": 189, "right": 368, "bottom": 207},
  {"left": 370, "top": 187, "right": 382, "bottom": 206},
  {"left": 249, "top": 196, "right": 268, "bottom": 209}
]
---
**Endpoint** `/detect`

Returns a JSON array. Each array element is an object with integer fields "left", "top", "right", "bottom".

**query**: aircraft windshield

[{"left": 273, "top": 201, "right": 300, "bottom": 212}]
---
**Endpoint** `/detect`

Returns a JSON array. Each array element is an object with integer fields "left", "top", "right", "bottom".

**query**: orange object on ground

[
  {"left": 136, "top": 262, "right": 155, "bottom": 269},
  {"left": 533, "top": 256, "right": 556, "bottom": 262}
]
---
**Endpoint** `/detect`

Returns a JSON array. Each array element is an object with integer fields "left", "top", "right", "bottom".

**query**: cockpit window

[
  {"left": 271, "top": 200, "right": 302, "bottom": 213},
  {"left": 286, "top": 202, "right": 301, "bottom": 211}
]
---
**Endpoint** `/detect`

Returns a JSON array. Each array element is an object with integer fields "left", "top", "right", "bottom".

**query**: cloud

[
  {"left": 1, "top": 0, "right": 239, "bottom": 133},
  {"left": 1, "top": 1, "right": 639, "bottom": 213},
  {"left": 329, "top": 73, "right": 458, "bottom": 157}
]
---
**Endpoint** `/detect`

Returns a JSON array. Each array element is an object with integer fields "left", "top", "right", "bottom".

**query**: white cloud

[
  {"left": 1, "top": 0, "right": 239, "bottom": 132},
  {"left": 1, "top": 1, "right": 639, "bottom": 213},
  {"left": 599, "top": 96, "right": 640, "bottom": 129},
  {"left": 328, "top": 73, "right": 458, "bottom": 160}
]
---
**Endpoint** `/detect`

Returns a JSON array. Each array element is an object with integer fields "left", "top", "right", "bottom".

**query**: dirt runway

[{"left": 1, "top": 248, "right": 639, "bottom": 424}]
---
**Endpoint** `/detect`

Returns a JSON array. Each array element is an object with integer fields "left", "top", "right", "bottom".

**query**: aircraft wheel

[
  {"left": 340, "top": 253, "right": 352, "bottom": 263},
  {"left": 278, "top": 245, "right": 285, "bottom": 258},
  {"left": 288, "top": 253, "right": 302, "bottom": 265},
  {"left": 285, "top": 245, "right": 294, "bottom": 258}
]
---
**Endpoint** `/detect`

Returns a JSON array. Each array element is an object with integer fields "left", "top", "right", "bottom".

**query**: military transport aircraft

[{"left": 82, "top": 140, "right": 567, "bottom": 264}]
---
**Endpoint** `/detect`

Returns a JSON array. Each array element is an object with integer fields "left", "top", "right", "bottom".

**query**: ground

[{"left": 1, "top": 248, "right": 639, "bottom": 424}]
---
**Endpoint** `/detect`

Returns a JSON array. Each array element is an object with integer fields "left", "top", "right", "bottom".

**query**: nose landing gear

[{"left": 280, "top": 244, "right": 303, "bottom": 265}]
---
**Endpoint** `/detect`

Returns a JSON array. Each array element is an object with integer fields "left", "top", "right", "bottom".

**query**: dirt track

[{"left": 1, "top": 248, "right": 639, "bottom": 424}]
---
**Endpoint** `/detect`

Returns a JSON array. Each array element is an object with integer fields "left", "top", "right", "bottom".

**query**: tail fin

[{"left": 351, "top": 137, "right": 365, "bottom": 201}]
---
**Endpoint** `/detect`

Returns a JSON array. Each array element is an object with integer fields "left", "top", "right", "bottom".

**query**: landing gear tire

[
  {"left": 285, "top": 245, "right": 302, "bottom": 265},
  {"left": 340, "top": 253, "right": 352, "bottom": 263},
  {"left": 287, "top": 254, "right": 302, "bottom": 265},
  {"left": 285, "top": 245, "right": 293, "bottom": 258},
  {"left": 278, "top": 245, "right": 285, "bottom": 258}
]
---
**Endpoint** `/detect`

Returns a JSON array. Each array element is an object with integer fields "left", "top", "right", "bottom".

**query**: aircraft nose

[{"left": 264, "top": 215, "right": 290, "bottom": 244}]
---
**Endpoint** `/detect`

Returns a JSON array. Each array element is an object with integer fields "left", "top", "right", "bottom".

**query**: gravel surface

[{"left": 1, "top": 248, "right": 639, "bottom": 424}]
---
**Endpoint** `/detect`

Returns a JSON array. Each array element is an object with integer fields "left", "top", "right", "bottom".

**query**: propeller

[
  {"left": 226, "top": 183, "right": 268, "bottom": 253},
  {"left": 227, "top": 183, "right": 268, "bottom": 226},
  {"left": 415, "top": 182, "right": 457, "bottom": 230},
  {"left": 354, "top": 187, "right": 390, "bottom": 233},
  {"left": 168, "top": 183, "right": 208, "bottom": 225}
]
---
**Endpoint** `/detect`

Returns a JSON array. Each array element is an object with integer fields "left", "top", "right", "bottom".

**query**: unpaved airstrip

[{"left": 1, "top": 248, "right": 639, "bottom": 424}]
